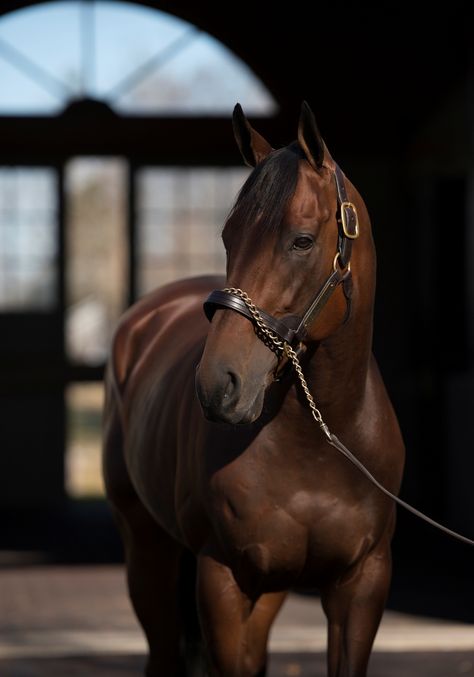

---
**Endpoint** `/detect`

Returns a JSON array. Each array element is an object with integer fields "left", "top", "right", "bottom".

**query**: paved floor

[{"left": 0, "top": 564, "right": 473, "bottom": 676}]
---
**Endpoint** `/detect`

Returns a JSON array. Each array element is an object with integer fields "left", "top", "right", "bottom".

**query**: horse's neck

[
  {"left": 304, "top": 214, "right": 377, "bottom": 417},
  {"left": 304, "top": 297, "right": 374, "bottom": 417}
]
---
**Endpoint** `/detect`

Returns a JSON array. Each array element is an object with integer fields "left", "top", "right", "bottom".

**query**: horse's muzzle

[{"left": 195, "top": 363, "right": 264, "bottom": 425}]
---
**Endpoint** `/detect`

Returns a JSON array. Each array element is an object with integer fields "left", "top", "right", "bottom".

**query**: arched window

[{"left": 0, "top": 1, "right": 276, "bottom": 115}]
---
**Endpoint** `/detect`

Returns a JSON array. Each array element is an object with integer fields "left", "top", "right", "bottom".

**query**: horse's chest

[
  {"left": 209, "top": 480, "right": 370, "bottom": 590},
  {"left": 212, "top": 494, "right": 308, "bottom": 589}
]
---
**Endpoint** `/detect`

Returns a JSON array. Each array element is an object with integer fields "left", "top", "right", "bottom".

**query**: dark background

[{"left": 0, "top": 1, "right": 473, "bottom": 621}]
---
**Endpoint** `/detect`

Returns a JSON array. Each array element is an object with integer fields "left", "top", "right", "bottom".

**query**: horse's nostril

[{"left": 224, "top": 371, "right": 240, "bottom": 401}]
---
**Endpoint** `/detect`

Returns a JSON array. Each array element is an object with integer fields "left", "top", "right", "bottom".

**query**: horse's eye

[{"left": 292, "top": 235, "right": 314, "bottom": 251}]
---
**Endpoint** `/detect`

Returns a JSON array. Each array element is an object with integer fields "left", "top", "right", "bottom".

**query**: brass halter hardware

[
  {"left": 333, "top": 251, "right": 350, "bottom": 274},
  {"left": 340, "top": 201, "right": 359, "bottom": 239}
]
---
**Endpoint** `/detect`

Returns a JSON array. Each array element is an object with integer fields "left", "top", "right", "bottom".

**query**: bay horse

[{"left": 103, "top": 102, "right": 405, "bottom": 676}]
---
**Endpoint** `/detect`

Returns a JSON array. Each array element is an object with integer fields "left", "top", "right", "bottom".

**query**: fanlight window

[{"left": 0, "top": 0, "right": 277, "bottom": 115}]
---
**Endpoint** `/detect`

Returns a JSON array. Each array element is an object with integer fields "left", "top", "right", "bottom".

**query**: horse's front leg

[
  {"left": 196, "top": 549, "right": 286, "bottom": 676},
  {"left": 321, "top": 537, "right": 392, "bottom": 677}
]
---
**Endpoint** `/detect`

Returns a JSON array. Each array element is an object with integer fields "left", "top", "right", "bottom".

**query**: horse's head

[{"left": 196, "top": 102, "right": 372, "bottom": 424}]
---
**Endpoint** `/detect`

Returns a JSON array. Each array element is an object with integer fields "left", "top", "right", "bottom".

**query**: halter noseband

[{"left": 203, "top": 163, "right": 359, "bottom": 346}]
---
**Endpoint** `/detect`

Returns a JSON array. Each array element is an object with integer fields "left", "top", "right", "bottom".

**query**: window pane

[
  {"left": 65, "top": 382, "right": 104, "bottom": 498},
  {"left": 95, "top": 2, "right": 187, "bottom": 95},
  {"left": 0, "top": 3, "right": 81, "bottom": 84},
  {"left": 136, "top": 167, "right": 249, "bottom": 296},
  {"left": 114, "top": 31, "right": 277, "bottom": 115},
  {"left": 65, "top": 157, "right": 127, "bottom": 365},
  {"left": 0, "top": 1, "right": 80, "bottom": 113},
  {"left": 0, "top": 167, "right": 57, "bottom": 310},
  {"left": 0, "top": 57, "right": 62, "bottom": 114}
]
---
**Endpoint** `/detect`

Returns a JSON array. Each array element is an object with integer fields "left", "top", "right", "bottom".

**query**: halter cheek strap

[
  {"left": 203, "top": 163, "right": 359, "bottom": 345},
  {"left": 334, "top": 163, "right": 359, "bottom": 266}
]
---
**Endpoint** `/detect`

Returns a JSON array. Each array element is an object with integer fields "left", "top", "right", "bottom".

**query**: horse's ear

[
  {"left": 233, "top": 103, "right": 273, "bottom": 167},
  {"left": 298, "top": 101, "right": 325, "bottom": 171}
]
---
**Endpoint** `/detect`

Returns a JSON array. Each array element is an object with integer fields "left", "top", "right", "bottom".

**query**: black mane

[{"left": 225, "top": 142, "right": 304, "bottom": 234}]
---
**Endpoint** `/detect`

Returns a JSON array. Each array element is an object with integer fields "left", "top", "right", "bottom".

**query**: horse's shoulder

[{"left": 109, "top": 275, "right": 223, "bottom": 395}]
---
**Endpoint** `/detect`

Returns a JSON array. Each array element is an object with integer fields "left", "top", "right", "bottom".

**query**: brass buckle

[
  {"left": 340, "top": 201, "right": 359, "bottom": 239},
  {"left": 333, "top": 251, "right": 351, "bottom": 274}
]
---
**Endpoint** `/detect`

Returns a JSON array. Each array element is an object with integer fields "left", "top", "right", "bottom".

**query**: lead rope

[{"left": 223, "top": 287, "right": 474, "bottom": 547}]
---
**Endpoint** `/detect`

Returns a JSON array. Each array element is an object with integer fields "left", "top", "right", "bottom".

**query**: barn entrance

[{"left": 0, "top": 0, "right": 274, "bottom": 551}]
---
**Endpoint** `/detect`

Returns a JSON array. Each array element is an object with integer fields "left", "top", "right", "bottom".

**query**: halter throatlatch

[{"left": 204, "top": 163, "right": 358, "bottom": 345}]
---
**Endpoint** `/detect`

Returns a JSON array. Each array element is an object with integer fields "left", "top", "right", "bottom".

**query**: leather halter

[{"left": 204, "top": 163, "right": 359, "bottom": 346}]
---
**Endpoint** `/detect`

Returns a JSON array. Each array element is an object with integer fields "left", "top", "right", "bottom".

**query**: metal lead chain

[
  {"left": 223, "top": 287, "right": 285, "bottom": 354},
  {"left": 223, "top": 287, "right": 331, "bottom": 440},
  {"left": 282, "top": 343, "right": 331, "bottom": 439}
]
